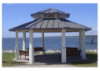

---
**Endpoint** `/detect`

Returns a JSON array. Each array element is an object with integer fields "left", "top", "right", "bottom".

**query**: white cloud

[
  {"left": 6, "top": 3, "right": 12, "bottom": 5},
  {"left": 93, "top": 28, "right": 97, "bottom": 30},
  {"left": 85, "top": 28, "right": 97, "bottom": 35}
]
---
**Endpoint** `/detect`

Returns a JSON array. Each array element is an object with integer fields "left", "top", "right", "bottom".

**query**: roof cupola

[{"left": 31, "top": 8, "right": 70, "bottom": 19}]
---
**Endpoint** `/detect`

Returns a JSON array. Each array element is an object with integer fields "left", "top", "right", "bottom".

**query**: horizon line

[{"left": 2, "top": 35, "right": 97, "bottom": 38}]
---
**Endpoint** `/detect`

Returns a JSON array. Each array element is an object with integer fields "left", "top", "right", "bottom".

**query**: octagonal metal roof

[{"left": 9, "top": 18, "right": 91, "bottom": 32}]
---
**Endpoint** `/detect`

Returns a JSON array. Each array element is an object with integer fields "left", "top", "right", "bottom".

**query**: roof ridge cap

[{"left": 25, "top": 19, "right": 42, "bottom": 28}]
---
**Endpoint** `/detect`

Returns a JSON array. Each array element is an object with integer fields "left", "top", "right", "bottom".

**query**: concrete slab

[{"left": 11, "top": 54, "right": 88, "bottom": 67}]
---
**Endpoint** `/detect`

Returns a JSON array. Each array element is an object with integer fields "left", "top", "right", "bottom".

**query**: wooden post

[
  {"left": 61, "top": 29, "right": 66, "bottom": 63},
  {"left": 79, "top": 30, "right": 82, "bottom": 55},
  {"left": 23, "top": 31, "right": 26, "bottom": 51},
  {"left": 81, "top": 30, "right": 86, "bottom": 59},
  {"left": 42, "top": 30, "right": 44, "bottom": 53},
  {"left": 29, "top": 30, "right": 34, "bottom": 63},
  {"left": 15, "top": 31, "right": 19, "bottom": 60}
]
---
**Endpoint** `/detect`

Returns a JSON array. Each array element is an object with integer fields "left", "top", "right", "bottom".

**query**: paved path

[{"left": 5, "top": 64, "right": 77, "bottom": 67}]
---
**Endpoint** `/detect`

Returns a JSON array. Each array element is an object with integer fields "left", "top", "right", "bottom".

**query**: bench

[
  {"left": 66, "top": 47, "right": 78, "bottom": 52},
  {"left": 27, "top": 47, "right": 46, "bottom": 54},
  {"left": 66, "top": 50, "right": 81, "bottom": 58},
  {"left": 19, "top": 50, "right": 29, "bottom": 59},
  {"left": 19, "top": 50, "right": 38, "bottom": 60},
  {"left": 59, "top": 50, "right": 81, "bottom": 60}
]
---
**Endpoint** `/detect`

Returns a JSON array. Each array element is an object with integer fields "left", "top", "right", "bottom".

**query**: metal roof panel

[{"left": 9, "top": 18, "right": 91, "bottom": 31}]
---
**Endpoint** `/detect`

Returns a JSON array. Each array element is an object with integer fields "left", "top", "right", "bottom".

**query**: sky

[{"left": 2, "top": 3, "right": 97, "bottom": 38}]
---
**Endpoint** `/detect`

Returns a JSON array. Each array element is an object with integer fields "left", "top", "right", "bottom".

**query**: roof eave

[{"left": 9, "top": 27, "right": 91, "bottom": 32}]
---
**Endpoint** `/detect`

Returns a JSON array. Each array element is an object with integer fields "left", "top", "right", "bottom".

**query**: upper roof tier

[{"left": 31, "top": 8, "right": 70, "bottom": 19}]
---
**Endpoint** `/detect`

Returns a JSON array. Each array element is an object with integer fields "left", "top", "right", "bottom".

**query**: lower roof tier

[{"left": 9, "top": 18, "right": 91, "bottom": 32}]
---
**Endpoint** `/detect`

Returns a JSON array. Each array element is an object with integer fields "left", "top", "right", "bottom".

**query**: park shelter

[{"left": 9, "top": 8, "right": 91, "bottom": 63}]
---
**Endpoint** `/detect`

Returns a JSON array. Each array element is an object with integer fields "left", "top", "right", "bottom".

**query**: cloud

[
  {"left": 5, "top": 3, "right": 12, "bottom": 5},
  {"left": 85, "top": 28, "right": 97, "bottom": 35}
]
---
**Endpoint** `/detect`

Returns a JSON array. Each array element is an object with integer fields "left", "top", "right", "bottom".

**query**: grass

[
  {"left": 2, "top": 51, "right": 97, "bottom": 67},
  {"left": 69, "top": 51, "right": 97, "bottom": 67},
  {"left": 2, "top": 53, "right": 24, "bottom": 67}
]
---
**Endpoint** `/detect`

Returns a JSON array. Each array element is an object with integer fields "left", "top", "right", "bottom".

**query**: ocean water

[{"left": 2, "top": 37, "right": 97, "bottom": 51}]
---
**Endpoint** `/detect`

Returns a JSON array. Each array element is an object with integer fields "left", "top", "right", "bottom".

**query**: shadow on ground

[
  {"left": 68, "top": 53, "right": 97, "bottom": 65},
  {"left": 25, "top": 53, "right": 97, "bottom": 65}
]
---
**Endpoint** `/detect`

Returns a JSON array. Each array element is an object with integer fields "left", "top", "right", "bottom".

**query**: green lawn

[
  {"left": 2, "top": 53, "right": 24, "bottom": 66},
  {"left": 69, "top": 52, "right": 97, "bottom": 67},
  {"left": 2, "top": 51, "right": 97, "bottom": 67}
]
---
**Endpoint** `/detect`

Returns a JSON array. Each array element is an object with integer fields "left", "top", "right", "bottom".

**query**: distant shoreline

[
  {"left": 2, "top": 35, "right": 97, "bottom": 38},
  {"left": 2, "top": 49, "right": 97, "bottom": 53}
]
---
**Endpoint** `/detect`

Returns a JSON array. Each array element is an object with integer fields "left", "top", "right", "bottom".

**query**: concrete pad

[{"left": 11, "top": 54, "right": 88, "bottom": 67}]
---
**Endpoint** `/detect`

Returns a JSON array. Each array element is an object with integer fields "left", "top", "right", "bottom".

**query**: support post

[
  {"left": 15, "top": 31, "right": 19, "bottom": 60},
  {"left": 42, "top": 30, "right": 44, "bottom": 53},
  {"left": 61, "top": 29, "right": 66, "bottom": 63},
  {"left": 23, "top": 31, "right": 26, "bottom": 51},
  {"left": 81, "top": 30, "right": 86, "bottom": 59},
  {"left": 79, "top": 30, "right": 82, "bottom": 55},
  {"left": 29, "top": 30, "right": 34, "bottom": 63}
]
